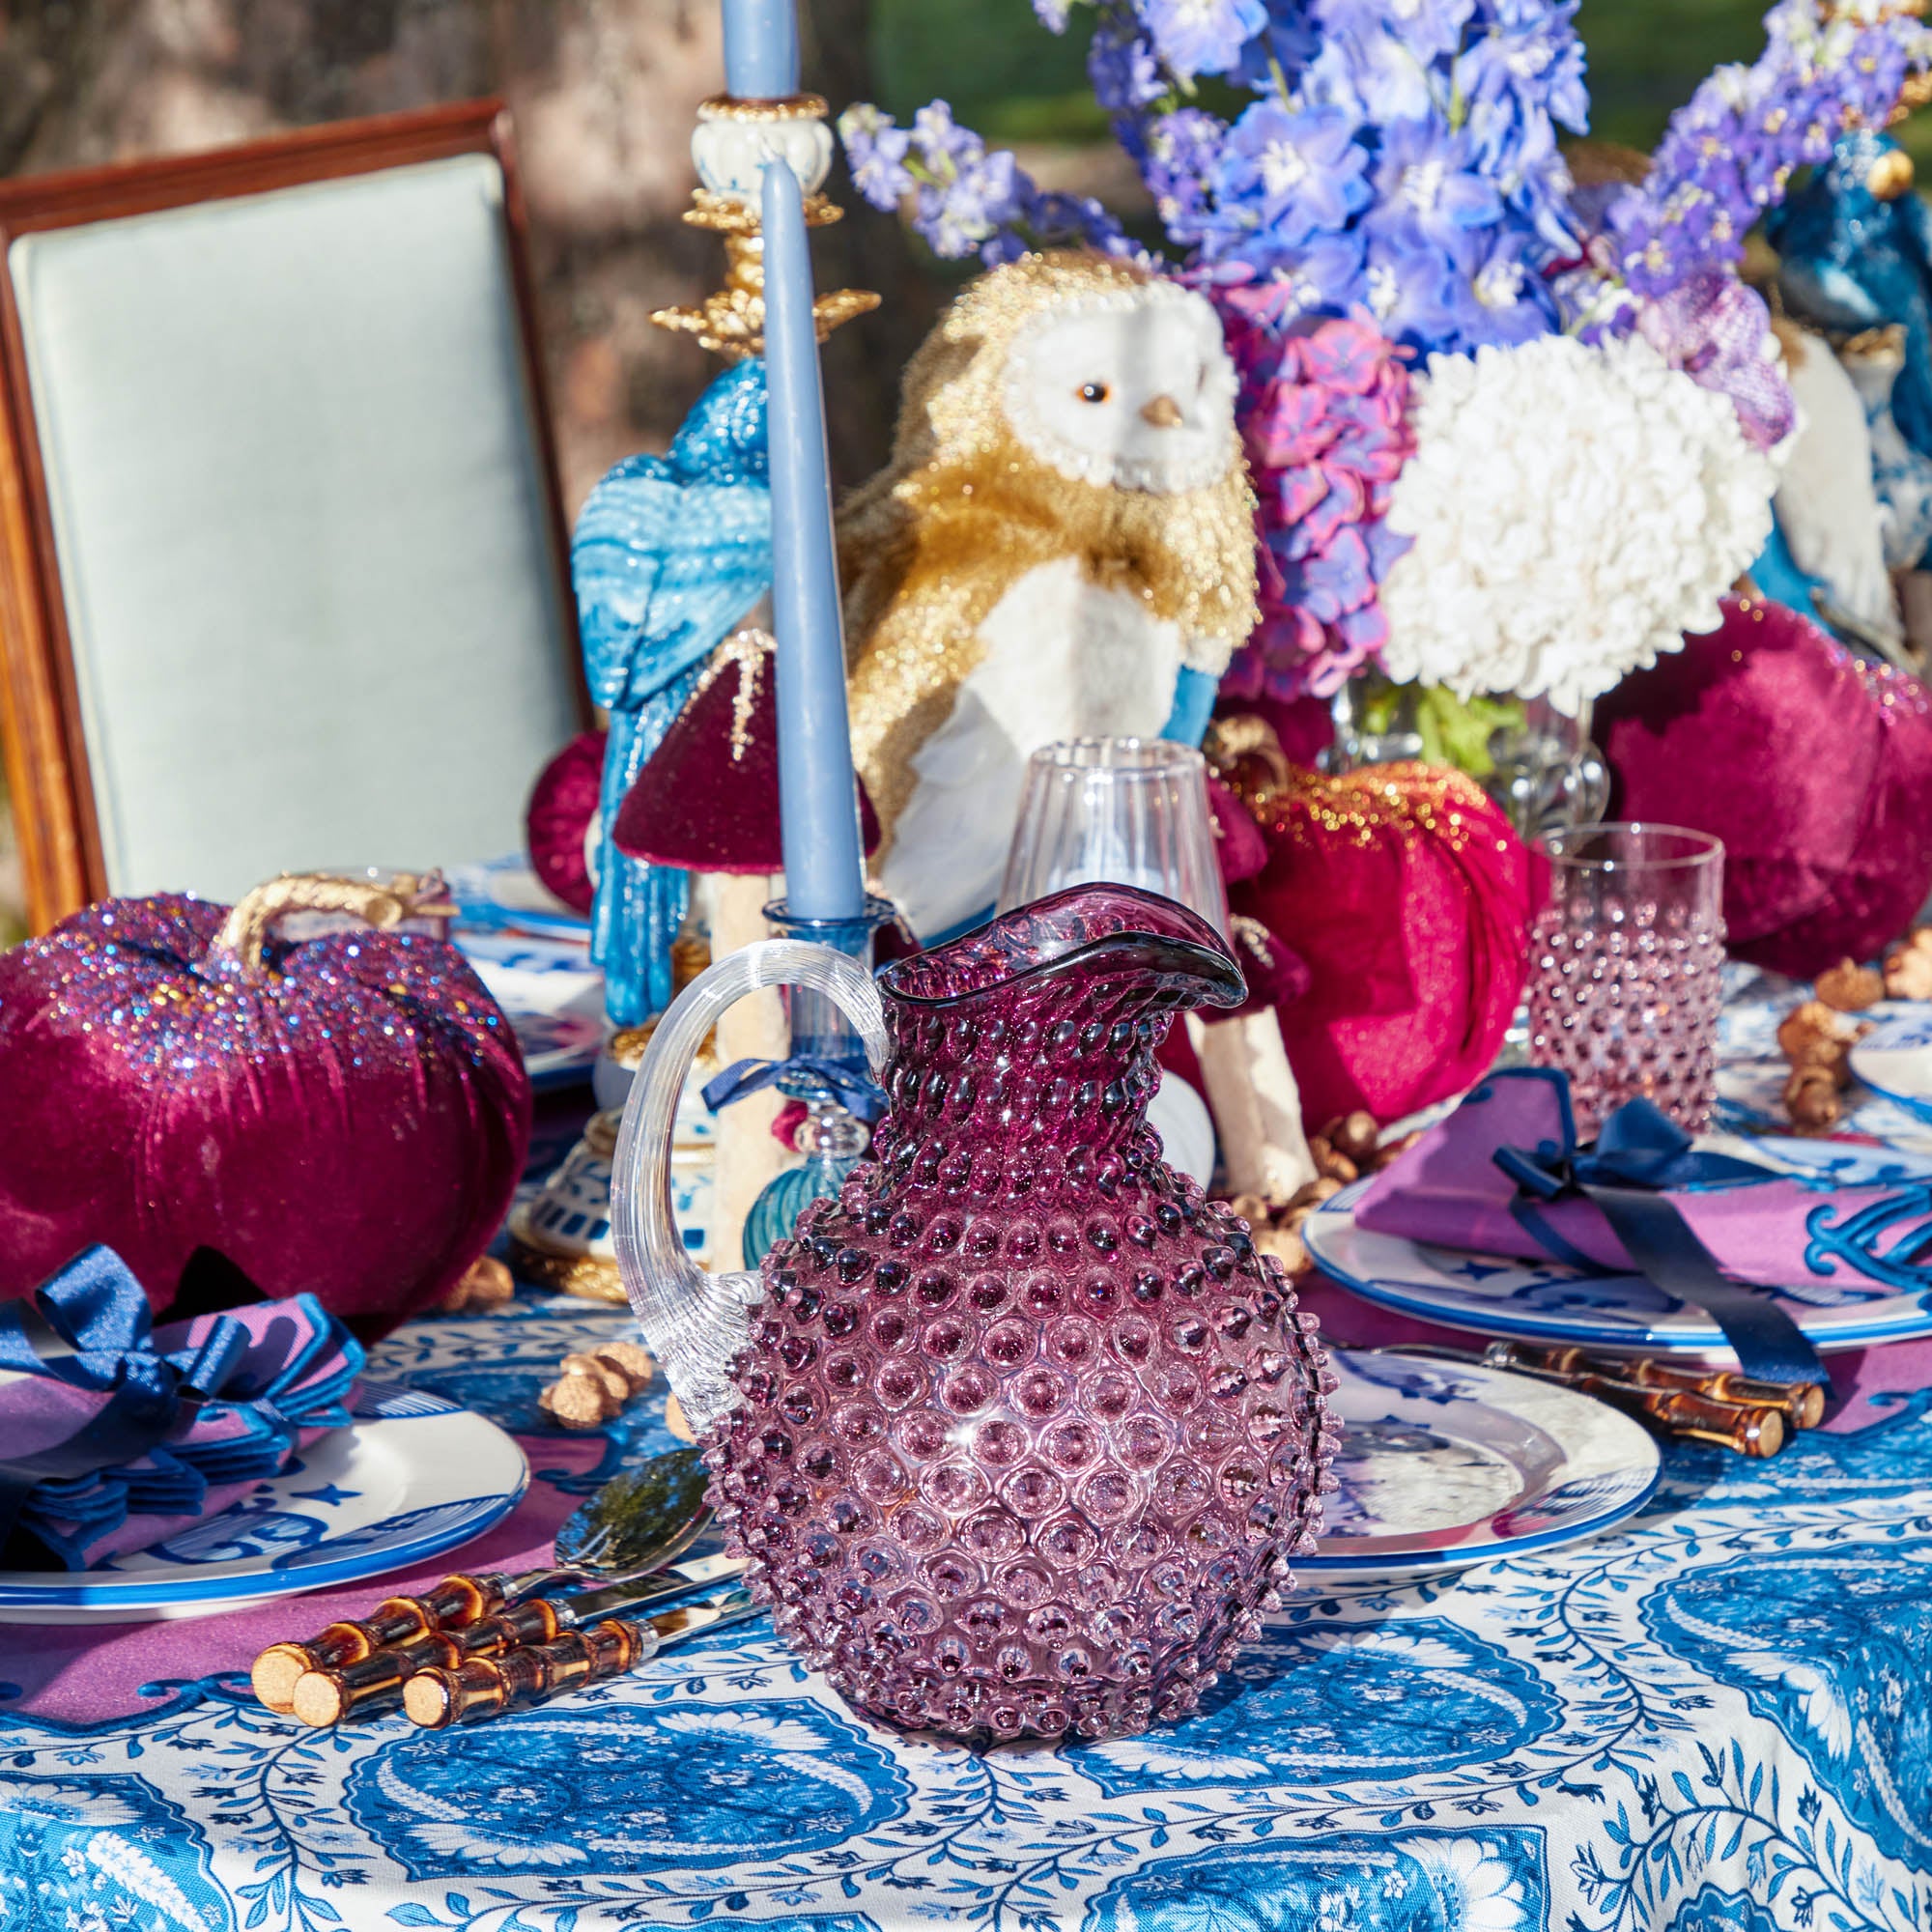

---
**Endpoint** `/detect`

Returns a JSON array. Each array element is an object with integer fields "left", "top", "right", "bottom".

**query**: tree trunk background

[
  {"left": 0, "top": 0, "right": 928, "bottom": 507},
  {"left": 0, "top": 0, "right": 932, "bottom": 938}
]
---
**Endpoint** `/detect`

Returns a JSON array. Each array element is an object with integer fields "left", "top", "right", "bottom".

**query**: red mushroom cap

[{"left": 613, "top": 630, "right": 882, "bottom": 873}]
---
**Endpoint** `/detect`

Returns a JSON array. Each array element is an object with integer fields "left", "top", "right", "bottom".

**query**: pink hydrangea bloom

[{"left": 1207, "top": 279, "right": 1415, "bottom": 700}]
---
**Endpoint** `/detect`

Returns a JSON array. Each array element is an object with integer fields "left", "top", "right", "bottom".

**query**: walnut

[
  {"left": 539, "top": 1373, "right": 618, "bottom": 1430},
  {"left": 1253, "top": 1222, "right": 1310, "bottom": 1275},
  {"left": 1368, "top": 1128, "right": 1424, "bottom": 1172},
  {"left": 595, "top": 1339, "right": 656, "bottom": 1387},
  {"left": 539, "top": 1342, "right": 657, "bottom": 1431},
  {"left": 440, "top": 1255, "right": 515, "bottom": 1314},
  {"left": 1783, "top": 1065, "right": 1845, "bottom": 1131},
  {"left": 1886, "top": 931, "right": 1932, "bottom": 1001},
  {"left": 1324, "top": 1111, "right": 1382, "bottom": 1163},
  {"left": 665, "top": 1392, "right": 697, "bottom": 1443},
  {"left": 1307, "top": 1137, "right": 1359, "bottom": 1184},
  {"left": 1226, "top": 1193, "right": 1271, "bottom": 1231},
  {"left": 1777, "top": 1000, "right": 1861, "bottom": 1080},
  {"left": 1813, "top": 958, "right": 1884, "bottom": 1011}
]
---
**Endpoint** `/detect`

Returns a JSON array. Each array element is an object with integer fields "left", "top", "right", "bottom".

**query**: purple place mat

[
  {"left": 1296, "top": 1274, "right": 1932, "bottom": 1432},
  {"left": 0, "top": 1431, "right": 607, "bottom": 1727}
]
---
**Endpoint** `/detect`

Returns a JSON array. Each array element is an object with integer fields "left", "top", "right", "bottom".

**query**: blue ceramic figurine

[{"left": 572, "top": 361, "right": 772, "bottom": 1026}]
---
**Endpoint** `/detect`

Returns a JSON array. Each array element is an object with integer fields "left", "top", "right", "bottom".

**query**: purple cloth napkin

[
  {"left": 1355, "top": 1069, "right": 1932, "bottom": 1302},
  {"left": 0, "top": 1246, "right": 363, "bottom": 1570}
]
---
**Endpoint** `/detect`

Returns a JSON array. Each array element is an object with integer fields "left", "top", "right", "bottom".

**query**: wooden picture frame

[{"left": 0, "top": 100, "right": 588, "bottom": 929}]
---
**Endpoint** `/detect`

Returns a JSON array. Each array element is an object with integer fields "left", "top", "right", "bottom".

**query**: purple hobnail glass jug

[{"left": 611, "top": 884, "right": 1337, "bottom": 1742}]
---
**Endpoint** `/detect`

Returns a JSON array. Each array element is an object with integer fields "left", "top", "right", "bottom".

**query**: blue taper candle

[
  {"left": 761, "top": 156, "right": 867, "bottom": 923},
  {"left": 722, "top": 0, "right": 799, "bottom": 99}
]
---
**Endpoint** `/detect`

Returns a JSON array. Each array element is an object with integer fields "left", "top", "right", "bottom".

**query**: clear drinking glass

[
  {"left": 998, "top": 738, "right": 1228, "bottom": 934},
  {"left": 1526, "top": 823, "right": 1725, "bottom": 1137}
]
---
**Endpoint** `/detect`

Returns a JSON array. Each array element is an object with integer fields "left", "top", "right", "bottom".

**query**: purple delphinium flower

[
  {"left": 839, "top": 104, "right": 915, "bottom": 210},
  {"left": 837, "top": 103, "right": 1133, "bottom": 267},
  {"left": 1602, "top": 0, "right": 1932, "bottom": 301},
  {"left": 1144, "top": 107, "right": 1230, "bottom": 247},
  {"left": 1138, "top": 0, "right": 1270, "bottom": 80}
]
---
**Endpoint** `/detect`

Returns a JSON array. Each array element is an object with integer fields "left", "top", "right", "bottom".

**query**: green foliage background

[{"left": 870, "top": 0, "right": 1932, "bottom": 172}]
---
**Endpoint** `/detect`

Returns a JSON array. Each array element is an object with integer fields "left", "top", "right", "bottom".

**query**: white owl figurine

[{"left": 840, "top": 252, "right": 1259, "bottom": 940}]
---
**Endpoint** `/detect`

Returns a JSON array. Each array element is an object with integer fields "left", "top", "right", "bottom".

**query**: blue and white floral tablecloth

[{"left": 2, "top": 969, "right": 1929, "bottom": 1932}]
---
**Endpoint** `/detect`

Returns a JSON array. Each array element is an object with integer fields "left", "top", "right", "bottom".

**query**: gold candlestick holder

[{"left": 651, "top": 92, "right": 878, "bottom": 357}]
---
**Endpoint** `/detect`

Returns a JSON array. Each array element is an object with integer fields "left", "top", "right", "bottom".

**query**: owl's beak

[{"left": 1139, "top": 394, "right": 1185, "bottom": 428}]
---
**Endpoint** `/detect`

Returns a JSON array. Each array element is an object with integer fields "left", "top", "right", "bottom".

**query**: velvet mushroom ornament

[
  {"left": 612, "top": 629, "right": 882, "bottom": 1269},
  {"left": 0, "top": 873, "right": 531, "bottom": 1338},
  {"left": 1598, "top": 595, "right": 1932, "bottom": 980}
]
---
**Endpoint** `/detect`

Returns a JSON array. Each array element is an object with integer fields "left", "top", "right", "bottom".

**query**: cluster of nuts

[
  {"left": 1778, "top": 960, "right": 1880, "bottom": 1130},
  {"left": 439, "top": 1255, "right": 516, "bottom": 1314},
  {"left": 538, "top": 1340, "right": 657, "bottom": 1430},
  {"left": 1226, "top": 1110, "right": 1421, "bottom": 1279},
  {"left": 1884, "top": 927, "right": 1932, "bottom": 1003}
]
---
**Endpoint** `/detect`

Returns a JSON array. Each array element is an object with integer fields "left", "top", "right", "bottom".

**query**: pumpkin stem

[{"left": 211, "top": 872, "right": 455, "bottom": 976}]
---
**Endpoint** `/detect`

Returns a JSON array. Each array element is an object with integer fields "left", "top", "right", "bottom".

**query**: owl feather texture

[{"left": 840, "top": 253, "right": 1259, "bottom": 939}]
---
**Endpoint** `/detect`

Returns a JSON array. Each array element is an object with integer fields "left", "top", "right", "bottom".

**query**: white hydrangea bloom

[{"left": 1378, "top": 332, "right": 1778, "bottom": 717}]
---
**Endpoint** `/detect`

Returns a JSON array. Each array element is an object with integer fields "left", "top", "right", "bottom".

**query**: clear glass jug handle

[{"left": 609, "top": 939, "right": 890, "bottom": 1436}]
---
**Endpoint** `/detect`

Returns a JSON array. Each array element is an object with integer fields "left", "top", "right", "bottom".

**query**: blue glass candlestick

[{"left": 741, "top": 895, "right": 895, "bottom": 1265}]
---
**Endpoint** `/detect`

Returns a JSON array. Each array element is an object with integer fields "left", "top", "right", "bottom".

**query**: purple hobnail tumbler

[{"left": 611, "top": 884, "right": 1339, "bottom": 1744}]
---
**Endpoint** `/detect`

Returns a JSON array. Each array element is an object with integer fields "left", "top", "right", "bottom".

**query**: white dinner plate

[
  {"left": 1302, "top": 1135, "right": 1932, "bottom": 1357},
  {"left": 1850, "top": 1012, "right": 1932, "bottom": 1125},
  {"left": 0, "top": 1382, "right": 527, "bottom": 1624},
  {"left": 1303, "top": 1349, "right": 1660, "bottom": 1581}
]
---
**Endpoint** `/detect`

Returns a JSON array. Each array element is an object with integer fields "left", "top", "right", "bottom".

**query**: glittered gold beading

[{"left": 696, "top": 93, "right": 830, "bottom": 122}]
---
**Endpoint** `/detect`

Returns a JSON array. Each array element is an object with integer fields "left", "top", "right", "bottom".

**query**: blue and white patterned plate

[
  {"left": 1850, "top": 1011, "right": 1932, "bottom": 1125},
  {"left": 1304, "top": 1135, "right": 1932, "bottom": 1357},
  {"left": 0, "top": 1382, "right": 527, "bottom": 1624},
  {"left": 460, "top": 930, "right": 605, "bottom": 1091},
  {"left": 447, "top": 856, "right": 592, "bottom": 943},
  {"left": 1304, "top": 1350, "right": 1660, "bottom": 1581}
]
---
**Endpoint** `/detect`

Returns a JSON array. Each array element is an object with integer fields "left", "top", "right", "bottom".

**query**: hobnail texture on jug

[{"left": 705, "top": 886, "right": 1339, "bottom": 1742}]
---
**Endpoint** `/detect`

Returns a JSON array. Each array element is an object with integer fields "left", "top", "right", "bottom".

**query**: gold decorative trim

[
  {"left": 696, "top": 93, "right": 830, "bottom": 123},
  {"left": 681, "top": 189, "right": 843, "bottom": 234},
  {"left": 507, "top": 1234, "right": 627, "bottom": 1303}
]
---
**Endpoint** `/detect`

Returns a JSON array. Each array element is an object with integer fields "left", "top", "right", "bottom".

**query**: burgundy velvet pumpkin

[
  {"left": 0, "top": 880, "right": 530, "bottom": 1338},
  {"left": 1221, "top": 754, "right": 1536, "bottom": 1130},
  {"left": 1598, "top": 596, "right": 1932, "bottom": 980},
  {"left": 525, "top": 729, "right": 607, "bottom": 916}
]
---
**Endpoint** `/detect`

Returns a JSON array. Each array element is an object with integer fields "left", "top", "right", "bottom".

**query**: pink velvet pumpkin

[
  {"left": 0, "top": 880, "right": 530, "bottom": 1338},
  {"left": 1598, "top": 596, "right": 1932, "bottom": 980},
  {"left": 1220, "top": 753, "right": 1536, "bottom": 1130}
]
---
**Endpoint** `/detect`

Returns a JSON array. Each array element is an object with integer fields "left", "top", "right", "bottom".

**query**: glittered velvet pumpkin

[
  {"left": 1217, "top": 752, "right": 1536, "bottom": 1130},
  {"left": 0, "top": 875, "right": 530, "bottom": 1338},
  {"left": 1598, "top": 596, "right": 1932, "bottom": 980}
]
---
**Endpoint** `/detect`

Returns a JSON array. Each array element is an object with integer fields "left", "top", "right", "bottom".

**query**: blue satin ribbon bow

[
  {"left": 1493, "top": 1094, "right": 1828, "bottom": 1387},
  {"left": 0, "top": 1246, "right": 251, "bottom": 1546},
  {"left": 702, "top": 1055, "right": 886, "bottom": 1123}
]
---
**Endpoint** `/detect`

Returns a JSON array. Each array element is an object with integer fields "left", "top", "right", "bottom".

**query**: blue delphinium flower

[
  {"left": 1365, "top": 119, "right": 1503, "bottom": 248},
  {"left": 1140, "top": 0, "right": 1270, "bottom": 79},
  {"left": 1208, "top": 101, "right": 1371, "bottom": 252}
]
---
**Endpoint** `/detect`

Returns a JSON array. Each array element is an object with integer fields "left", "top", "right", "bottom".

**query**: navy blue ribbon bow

[
  {"left": 702, "top": 1054, "right": 886, "bottom": 1123},
  {"left": 1494, "top": 1094, "right": 1827, "bottom": 1387},
  {"left": 0, "top": 1246, "right": 249, "bottom": 1545}
]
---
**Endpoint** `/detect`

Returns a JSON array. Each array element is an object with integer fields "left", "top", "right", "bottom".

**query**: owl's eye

[{"left": 1078, "top": 382, "right": 1111, "bottom": 404}]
